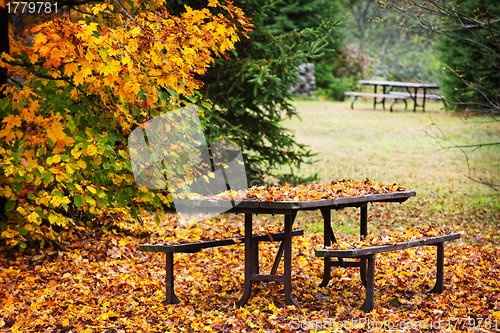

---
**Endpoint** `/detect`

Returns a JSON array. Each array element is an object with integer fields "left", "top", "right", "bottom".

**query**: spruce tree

[
  {"left": 436, "top": 0, "right": 500, "bottom": 106},
  {"left": 166, "top": 0, "right": 340, "bottom": 184}
]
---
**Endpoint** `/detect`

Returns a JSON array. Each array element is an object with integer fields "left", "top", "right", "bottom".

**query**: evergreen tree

[
  {"left": 436, "top": 0, "right": 500, "bottom": 106},
  {"left": 166, "top": 0, "right": 340, "bottom": 184}
]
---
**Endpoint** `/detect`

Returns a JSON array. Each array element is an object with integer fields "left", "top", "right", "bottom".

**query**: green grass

[{"left": 281, "top": 99, "right": 500, "bottom": 244}]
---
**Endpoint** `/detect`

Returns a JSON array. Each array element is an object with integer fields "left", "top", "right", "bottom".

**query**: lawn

[
  {"left": 1, "top": 100, "right": 499, "bottom": 332},
  {"left": 284, "top": 99, "right": 500, "bottom": 199},
  {"left": 284, "top": 99, "right": 500, "bottom": 244}
]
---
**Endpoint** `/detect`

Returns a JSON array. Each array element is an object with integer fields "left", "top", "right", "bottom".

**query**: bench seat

[
  {"left": 141, "top": 229, "right": 304, "bottom": 304},
  {"left": 315, "top": 232, "right": 461, "bottom": 312},
  {"left": 388, "top": 91, "right": 444, "bottom": 100},
  {"left": 344, "top": 91, "right": 408, "bottom": 111}
]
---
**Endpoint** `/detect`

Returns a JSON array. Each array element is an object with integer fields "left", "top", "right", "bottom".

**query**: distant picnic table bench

[
  {"left": 345, "top": 80, "right": 445, "bottom": 112},
  {"left": 344, "top": 91, "right": 408, "bottom": 112}
]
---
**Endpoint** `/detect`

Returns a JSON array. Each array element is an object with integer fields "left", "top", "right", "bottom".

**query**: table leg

[
  {"left": 319, "top": 208, "right": 338, "bottom": 287},
  {"left": 373, "top": 84, "right": 378, "bottom": 109},
  {"left": 165, "top": 252, "right": 181, "bottom": 304},
  {"left": 283, "top": 213, "right": 299, "bottom": 306},
  {"left": 360, "top": 205, "right": 368, "bottom": 239},
  {"left": 252, "top": 240, "right": 259, "bottom": 274},
  {"left": 423, "top": 87, "right": 427, "bottom": 111},
  {"left": 382, "top": 86, "right": 387, "bottom": 110},
  {"left": 236, "top": 213, "right": 253, "bottom": 307},
  {"left": 413, "top": 87, "right": 418, "bottom": 112}
]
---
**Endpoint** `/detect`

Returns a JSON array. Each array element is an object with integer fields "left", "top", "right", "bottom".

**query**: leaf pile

[
  {"left": 1, "top": 211, "right": 500, "bottom": 332},
  {"left": 147, "top": 214, "right": 301, "bottom": 246},
  {"left": 324, "top": 225, "right": 455, "bottom": 250},
  {"left": 194, "top": 178, "right": 407, "bottom": 202}
]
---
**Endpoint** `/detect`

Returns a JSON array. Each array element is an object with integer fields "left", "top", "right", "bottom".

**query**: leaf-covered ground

[{"left": 1, "top": 204, "right": 500, "bottom": 332}]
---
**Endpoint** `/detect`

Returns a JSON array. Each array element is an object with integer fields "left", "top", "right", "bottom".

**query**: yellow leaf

[
  {"left": 77, "top": 160, "right": 87, "bottom": 169},
  {"left": 64, "top": 62, "right": 79, "bottom": 76},
  {"left": 65, "top": 164, "right": 75, "bottom": 175},
  {"left": 48, "top": 214, "right": 58, "bottom": 225},
  {"left": 71, "top": 148, "right": 82, "bottom": 159},
  {"left": 86, "top": 185, "right": 97, "bottom": 194},
  {"left": 86, "top": 144, "right": 97, "bottom": 156},
  {"left": 53, "top": 155, "right": 61, "bottom": 164}
]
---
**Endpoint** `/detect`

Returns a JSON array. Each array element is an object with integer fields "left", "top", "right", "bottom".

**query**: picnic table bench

[
  {"left": 387, "top": 91, "right": 447, "bottom": 107},
  {"left": 316, "top": 232, "right": 461, "bottom": 312},
  {"left": 140, "top": 229, "right": 304, "bottom": 304},
  {"left": 344, "top": 92, "right": 408, "bottom": 112},
  {"left": 345, "top": 80, "right": 443, "bottom": 111}
]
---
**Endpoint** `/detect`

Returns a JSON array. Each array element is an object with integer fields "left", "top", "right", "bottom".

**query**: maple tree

[{"left": 0, "top": 0, "right": 252, "bottom": 249}]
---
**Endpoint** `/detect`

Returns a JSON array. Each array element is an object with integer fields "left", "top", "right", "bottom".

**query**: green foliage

[
  {"left": 263, "top": 0, "right": 351, "bottom": 101},
  {"left": 167, "top": 0, "right": 342, "bottom": 184},
  {"left": 315, "top": 43, "right": 365, "bottom": 100},
  {"left": 264, "top": 0, "right": 337, "bottom": 34},
  {"left": 436, "top": 0, "right": 500, "bottom": 106}
]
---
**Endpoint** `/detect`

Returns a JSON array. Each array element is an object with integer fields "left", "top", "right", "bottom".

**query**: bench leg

[
  {"left": 429, "top": 242, "right": 444, "bottom": 293},
  {"left": 237, "top": 213, "right": 254, "bottom": 307},
  {"left": 350, "top": 96, "right": 357, "bottom": 109},
  {"left": 361, "top": 254, "right": 375, "bottom": 312},
  {"left": 165, "top": 252, "right": 181, "bottom": 304},
  {"left": 283, "top": 214, "right": 298, "bottom": 306}
]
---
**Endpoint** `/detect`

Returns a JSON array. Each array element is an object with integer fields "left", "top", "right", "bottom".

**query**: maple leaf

[{"left": 45, "top": 121, "right": 63, "bottom": 140}]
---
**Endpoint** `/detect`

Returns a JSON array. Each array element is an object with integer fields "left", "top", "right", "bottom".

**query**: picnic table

[
  {"left": 349, "top": 80, "right": 442, "bottom": 111},
  {"left": 142, "top": 188, "right": 460, "bottom": 311},
  {"left": 179, "top": 190, "right": 418, "bottom": 307}
]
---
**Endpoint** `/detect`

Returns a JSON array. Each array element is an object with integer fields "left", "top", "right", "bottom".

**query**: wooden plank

[
  {"left": 333, "top": 191, "right": 415, "bottom": 206},
  {"left": 257, "top": 191, "right": 416, "bottom": 210},
  {"left": 140, "top": 229, "right": 304, "bottom": 253},
  {"left": 388, "top": 92, "right": 443, "bottom": 99},
  {"left": 315, "top": 233, "right": 461, "bottom": 258},
  {"left": 344, "top": 92, "right": 403, "bottom": 99},
  {"left": 259, "top": 199, "right": 337, "bottom": 209},
  {"left": 181, "top": 191, "right": 416, "bottom": 212},
  {"left": 250, "top": 274, "right": 285, "bottom": 282},
  {"left": 358, "top": 80, "right": 438, "bottom": 89},
  {"left": 176, "top": 200, "right": 260, "bottom": 209}
]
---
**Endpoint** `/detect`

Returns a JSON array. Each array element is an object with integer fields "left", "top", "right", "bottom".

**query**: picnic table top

[
  {"left": 178, "top": 190, "right": 416, "bottom": 213},
  {"left": 358, "top": 80, "right": 438, "bottom": 89}
]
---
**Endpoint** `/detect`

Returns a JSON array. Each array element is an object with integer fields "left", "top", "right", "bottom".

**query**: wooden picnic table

[
  {"left": 181, "top": 190, "right": 417, "bottom": 306},
  {"left": 358, "top": 80, "right": 439, "bottom": 111}
]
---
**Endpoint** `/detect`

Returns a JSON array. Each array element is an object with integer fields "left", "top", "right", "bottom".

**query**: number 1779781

[{"left": 6, "top": 2, "right": 57, "bottom": 14}]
